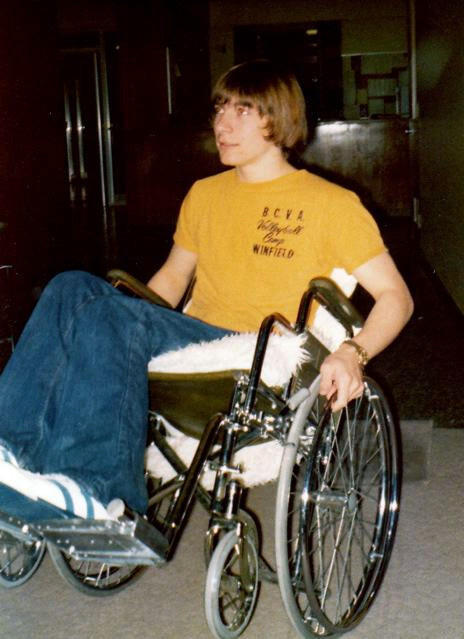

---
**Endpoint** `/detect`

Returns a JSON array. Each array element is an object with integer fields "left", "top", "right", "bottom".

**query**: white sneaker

[
  {"left": 0, "top": 460, "right": 109, "bottom": 519},
  {"left": 0, "top": 444, "right": 19, "bottom": 467}
]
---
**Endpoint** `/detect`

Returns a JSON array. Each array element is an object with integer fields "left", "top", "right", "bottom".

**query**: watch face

[
  {"left": 344, "top": 339, "right": 368, "bottom": 366},
  {"left": 359, "top": 349, "right": 369, "bottom": 366}
]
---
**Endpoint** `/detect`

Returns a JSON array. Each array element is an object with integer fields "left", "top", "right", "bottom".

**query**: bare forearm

[
  {"left": 147, "top": 244, "right": 197, "bottom": 308},
  {"left": 320, "top": 252, "right": 413, "bottom": 410},
  {"left": 346, "top": 286, "right": 414, "bottom": 360},
  {"left": 147, "top": 268, "right": 190, "bottom": 308}
]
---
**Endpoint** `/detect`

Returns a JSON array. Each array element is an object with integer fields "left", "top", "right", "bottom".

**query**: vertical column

[{"left": 0, "top": 1, "right": 69, "bottom": 336}]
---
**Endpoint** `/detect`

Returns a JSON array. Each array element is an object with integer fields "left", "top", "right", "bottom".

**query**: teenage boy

[
  {"left": 0, "top": 60, "right": 413, "bottom": 518},
  {"left": 148, "top": 60, "right": 412, "bottom": 411}
]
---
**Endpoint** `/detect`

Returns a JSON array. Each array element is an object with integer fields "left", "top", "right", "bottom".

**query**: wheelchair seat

[
  {"left": 145, "top": 328, "right": 328, "bottom": 489},
  {"left": 147, "top": 329, "right": 309, "bottom": 438}
]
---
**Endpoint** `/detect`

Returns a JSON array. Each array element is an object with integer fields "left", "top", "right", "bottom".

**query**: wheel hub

[{"left": 308, "top": 486, "right": 358, "bottom": 513}]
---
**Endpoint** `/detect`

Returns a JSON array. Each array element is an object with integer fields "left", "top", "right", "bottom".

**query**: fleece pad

[{"left": 148, "top": 331, "right": 309, "bottom": 387}]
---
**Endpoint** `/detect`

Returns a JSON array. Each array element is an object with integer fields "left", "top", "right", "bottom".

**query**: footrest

[
  {"left": 36, "top": 514, "right": 169, "bottom": 566},
  {"left": 0, "top": 508, "right": 42, "bottom": 544}
]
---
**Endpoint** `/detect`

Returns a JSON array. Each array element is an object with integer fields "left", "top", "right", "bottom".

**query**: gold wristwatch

[{"left": 343, "top": 339, "right": 369, "bottom": 368}]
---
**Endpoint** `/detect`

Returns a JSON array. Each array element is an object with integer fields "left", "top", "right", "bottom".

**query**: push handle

[
  {"left": 107, "top": 269, "right": 173, "bottom": 309},
  {"left": 296, "top": 277, "right": 364, "bottom": 336}
]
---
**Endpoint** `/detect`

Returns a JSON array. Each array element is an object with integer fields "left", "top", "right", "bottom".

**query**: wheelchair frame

[{"left": 0, "top": 275, "right": 401, "bottom": 639}]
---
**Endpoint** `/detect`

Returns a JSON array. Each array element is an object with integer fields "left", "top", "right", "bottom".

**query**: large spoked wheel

[
  {"left": 205, "top": 526, "right": 260, "bottom": 639},
  {"left": 276, "top": 377, "right": 400, "bottom": 637},
  {"left": 0, "top": 530, "right": 46, "bottom": 587},
  {"left": 48, "top": 475, "right": 179, "bottom": 596}
]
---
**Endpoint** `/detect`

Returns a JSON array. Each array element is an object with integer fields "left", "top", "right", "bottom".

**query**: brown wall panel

[{"left": 303, "top": 120, "right": 413, "bottom": 219}]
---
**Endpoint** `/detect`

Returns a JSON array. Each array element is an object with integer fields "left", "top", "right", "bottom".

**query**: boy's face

[{"left": 213, "top": 96, "right": 277, "bottom": 169}]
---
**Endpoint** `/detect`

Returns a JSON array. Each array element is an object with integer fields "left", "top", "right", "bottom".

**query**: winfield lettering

[{"left": 253, "top": 244, "right": 295, "bottom": 258}]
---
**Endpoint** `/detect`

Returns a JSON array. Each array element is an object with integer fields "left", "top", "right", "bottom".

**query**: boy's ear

[{"left": 261, "top": 115, "right": 272, "bottom": 140}]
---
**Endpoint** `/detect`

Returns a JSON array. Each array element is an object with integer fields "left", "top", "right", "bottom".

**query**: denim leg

[
  {"left": 42, "top": 293, "right": 231, "bottom": 512},
  {"left": 0, "top": 271, "right": 118, "bottom": 467},
  {"left": 0, "top": 271, "right": 231, "bottom": 513}
]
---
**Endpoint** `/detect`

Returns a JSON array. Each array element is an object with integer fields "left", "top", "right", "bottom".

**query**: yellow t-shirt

[{"left": 174, "top": 169, "right": 385, "bottom": 332}]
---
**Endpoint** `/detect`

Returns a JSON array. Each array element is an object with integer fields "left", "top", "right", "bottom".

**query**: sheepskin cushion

[
  {"left": 148, "top": 330, "right": 309, "bottom": 387},
  {"left": 145, "top": 309, "right": 348, "bottom": 489},
  {"left": 145, "top": 268, "right": 358, "bottom": 488},
  {"left": 145, "top": 433, "right": 283, "bottom": 490}
]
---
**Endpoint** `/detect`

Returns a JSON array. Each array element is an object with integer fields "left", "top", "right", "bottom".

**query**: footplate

[
  {"left": 35, "top": 514, "right": 169, "bottom": 566},
  {"left": 0, "top": 508, "right": 42, "bottom": 544}
]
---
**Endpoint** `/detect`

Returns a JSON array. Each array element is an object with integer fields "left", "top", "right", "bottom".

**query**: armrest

[
  {"left": 107, "top": 269, "right": 173, "bottom": 309},
  {"left": 309, "top": 277, "right": 364, "bottom": 333}
]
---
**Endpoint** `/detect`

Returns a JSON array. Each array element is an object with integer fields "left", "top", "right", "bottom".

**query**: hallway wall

[
  {"left": 416, "top": 2, "right": 464, "bottom": 313},
  {"left": 0, "top": 1, "right": 69, "bottom": 336},
  {"left": 209, "top": 0, "right": 408, "bottom": 85}
]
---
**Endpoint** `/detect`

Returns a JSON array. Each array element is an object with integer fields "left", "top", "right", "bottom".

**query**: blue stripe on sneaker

[
  {"left": 49, "top": 479, "right": 74, "bottom": 514},
  {"left": 0, "top": 446, "right": 14, "bottom": 464},
  {"left": 0, "top": 484, "right": 72, "bottom": 522}
]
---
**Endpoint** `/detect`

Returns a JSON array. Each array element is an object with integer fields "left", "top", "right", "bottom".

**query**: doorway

[{"left": 60, "top": 33, "right": 123, "bottom": 274}]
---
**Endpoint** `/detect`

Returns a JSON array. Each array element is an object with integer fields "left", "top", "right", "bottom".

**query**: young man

[
  {"left": 0, "top": 60, "right": 413, "bottom": 519},
  {"left": 148, "top": 60, "right": 413, "bottom": 410}
]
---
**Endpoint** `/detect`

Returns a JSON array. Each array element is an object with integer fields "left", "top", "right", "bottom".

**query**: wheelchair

[{"left": 0, "top": 271, "right": 401, "bottom": 639}]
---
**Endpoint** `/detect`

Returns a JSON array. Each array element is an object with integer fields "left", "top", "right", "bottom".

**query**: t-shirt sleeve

[
  {"left": 324, "top": 190, "right": 386, "bottom": 274},
  {"left": 173, "top": 184, "right": 199, "bottom": 253}
]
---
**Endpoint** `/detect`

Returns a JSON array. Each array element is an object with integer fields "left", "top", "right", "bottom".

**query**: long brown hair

[{"left": 212, "top": 60, "right": 308, "bottom": 151}]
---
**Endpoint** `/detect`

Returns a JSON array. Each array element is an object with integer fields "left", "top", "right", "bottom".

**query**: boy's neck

[{"left": 235, "top": 150, "right": 297, "bottom": 183}]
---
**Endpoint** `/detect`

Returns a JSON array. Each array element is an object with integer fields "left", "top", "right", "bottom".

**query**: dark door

[{"left": 60, "top": 35, "right": 122, "bottom": 274}]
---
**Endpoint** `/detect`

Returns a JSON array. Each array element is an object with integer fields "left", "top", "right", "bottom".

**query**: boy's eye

[
  {"left": 213, "top": 104, "right": 225, "bottom": 116},
  {"left": 236, "top": 105, "right": 250, "bottom": 116}
]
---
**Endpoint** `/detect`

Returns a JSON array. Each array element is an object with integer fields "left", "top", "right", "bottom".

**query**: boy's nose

[{"left": 215, "top": 110, "right": 233, "bottom": 132}]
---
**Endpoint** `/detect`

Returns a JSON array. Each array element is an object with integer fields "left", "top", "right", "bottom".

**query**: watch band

[{"left": 343, "top": 339, "right": 369, "bottom": 367}]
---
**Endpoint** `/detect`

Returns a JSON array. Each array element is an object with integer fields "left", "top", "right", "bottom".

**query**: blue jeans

[{"left": 0, "top": 271, "right": 231, "bottom": 514}]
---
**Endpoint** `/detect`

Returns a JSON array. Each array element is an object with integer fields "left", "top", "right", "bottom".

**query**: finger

[
  {"left": 333, "top": 378, "right": 364, "bottom": 410},
  {"left": 325, "top": 384, "right": 337, "bottom": 401},
  {"left": 352, "top": 382, "right": 364, "bottom": 398},
  {"left": 348, "top": 378, "right": 364, "bottom": 401},
  {"left": 331, "top": 376, "right": 351, "bottom": 411},
  {"left": 319, "top": 380, "right": 334, "bottom": 398},
  {"left": 318, "top": 370, "right": 333, "bottom": 397},
  {"left": 319, "top": 361, "right": 339, "bottom": 397}
]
